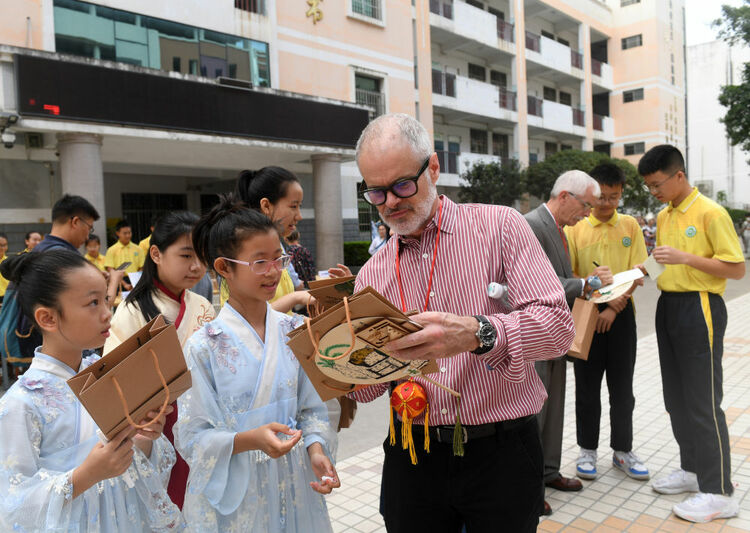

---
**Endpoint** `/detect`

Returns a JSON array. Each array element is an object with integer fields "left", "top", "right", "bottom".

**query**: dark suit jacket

[{"left": 524, "top": 205, "right": 581, "bottom": 308}]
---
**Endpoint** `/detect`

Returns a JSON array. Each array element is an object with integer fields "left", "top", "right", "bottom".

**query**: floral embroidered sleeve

[{"left": 295, "top": 365, "right": 335, "bottom": 458}]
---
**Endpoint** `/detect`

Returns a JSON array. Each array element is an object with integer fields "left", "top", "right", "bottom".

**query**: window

[
  {"left": 355, "top": 74, "right": 385, "bottom": 118},
  {"left": 487, "top": 6, "right": 504, "bottom": 19},
  {"left": 53, "top": 0, "right": 271, "bottom": 87},
  {"left": 623, "top": 88, "right": 644, "bottom": 102},
  {"left": 557, "top": 37, "right": 570, "bottom": 47},
  {"left": 541, "top": 30, "right": 555, "bottom": 40},
  {"left": 621, "top": 0, "right": 640, "bottom": 5},
  {"left": 529, "top": 152, "right": 538, "bottom": 164},
  {"left": 352, "top": 0, "right": 383, "bottom": 20},
  {"left": 543, "top": 86, "right": 557, "bottom": 102},
  {"left": 466, "top": 0, "right": 483, "bottom": 8},
  {"left": 468, "top": 63, "right": 486, "bottom": 82},
  {"left": 561, "top": 144, "right": 573, "bottom": 151},
  {"left": 559, "top": 91, "right": 572, "bottom": 106},
  {"left": 234, "top": 0, "right": 265, "bottom": 14},
  {"left": 621, "top": 34, "right": 643, "bottom": 50},
  {"left": 624, "top": 142, "right": 645, "bottom": 155},
  {"left": 492, "top": 133, "right": 509, "bottom": 158},
  {"left": 122, "top": 193, "right": 187, "bottom": 242},
  {"left": 545, "top": 142, "right": 558, "bottom": 157},
  {"left": 490, "top": 70, "right": 507, "bottom": 88},
  {"left": 435, "top": 138, "right": 459, "bottom": 174},
  {"left": 470, "top": 129, "right": 488, "bottom": 154}
]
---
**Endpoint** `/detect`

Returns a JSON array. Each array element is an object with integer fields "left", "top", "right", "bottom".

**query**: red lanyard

[{"left": 395, "top": 199, "right": 444, "bottom": 313}]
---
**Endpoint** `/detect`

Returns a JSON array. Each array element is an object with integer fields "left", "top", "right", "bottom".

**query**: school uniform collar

[
  {"left": 668, "top": 187, "right": 700, "bottom": 214},
  {"left": 587, "top": 211, "right": 619, "bottom": 228}
]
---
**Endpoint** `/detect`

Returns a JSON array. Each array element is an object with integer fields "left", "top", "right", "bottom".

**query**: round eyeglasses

[
  {"left": 361, "top": 157, "right": 431, "bottom": 206},
  {"left": 220, "top": 255, "right": 291, "bottom": 275}
]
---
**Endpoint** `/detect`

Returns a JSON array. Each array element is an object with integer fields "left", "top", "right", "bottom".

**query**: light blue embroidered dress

[
  {"left": 175, "top": 303, "right": 335, "bottom": 532},
  {"left": 0, "top": 350, "right": 184, "bottom": 533}
]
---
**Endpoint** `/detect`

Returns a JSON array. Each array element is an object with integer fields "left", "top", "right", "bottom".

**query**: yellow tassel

[
  {"left": 401, "top": 412, "right": 409, "bottom": 450},
  {"left": 423, "top": 403, "right": 430, "bottom": 453},
  {"left": 389, "top": 404, "right": 396, "bottom": 447},
  {"left": 453, "top": 396, "right": 465, "bottom": 457}
]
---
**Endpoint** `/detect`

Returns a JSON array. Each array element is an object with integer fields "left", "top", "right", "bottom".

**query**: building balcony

[
  {"left": 430, "top": 0, "right": 515, "bottom": 60},
  {"left": 525, "top": 32, "right": 584, "bottom": 83},
  {"left": 459, "top": 152, "right": 505, "bottom": 173},
  {"left": 591, "top": 59, "right": 614, "bottom": 91},
  {"left": 436, "top": 151, "right": 506, "bottom": 187},
  {"left": 527, "top": 99, "right": 587, "bottom": 137},
  {"left": 593, "top": 113, "right": 614, "bottom": 142},
  {"left": 355, "top": 88, "right": 385, "bottom": 118},
  {"left": 432, "top": 72, "right": 518, "bottom": 125}
]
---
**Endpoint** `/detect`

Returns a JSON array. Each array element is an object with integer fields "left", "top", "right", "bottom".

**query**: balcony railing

[
  {"left": 356, "top": 88, "right": 385, "bottom": 118},
  {"left": 571, "top": 50, "right": 583, "bottom": 69},
  {"left": 573, "top": 108, "right": 585, "bottom": 127},
  {"left": 593, "top": 113, "right": 605, "bottom": 131},
  {"left": 525, "top": 31, "right": 541, "bottom": 52},
  {"left": 429, "top": 0, "right": 453, "bottom": 19},
  {"left": 528, "top": 95, "right": 543, "bottom": 117},
  {"left": 497, "top": 19, "right": 514, "bottom": 42},
  {"left": 499, "top": 87, "right": 517, "bottom": 111},
  {"left": 437, "top": 150, "right": 459, "bottom": 174},
  {"left": 235, "top": 0, "right": 265, "bottom": 14},
  {"left": 591, "top": 58, "right": 603, "bottom": 77},
  {"left": 432, "top": 70, "right": 456, "bottom": 97}
]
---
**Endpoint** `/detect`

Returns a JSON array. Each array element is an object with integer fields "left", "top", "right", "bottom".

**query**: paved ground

[{"left": 329, "top": 266, "right": 750, "bottom": 532}]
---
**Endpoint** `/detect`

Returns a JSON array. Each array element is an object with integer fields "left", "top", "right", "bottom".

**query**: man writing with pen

[{"left": 564, "top": 163, "right": 650, "bottom": 482}]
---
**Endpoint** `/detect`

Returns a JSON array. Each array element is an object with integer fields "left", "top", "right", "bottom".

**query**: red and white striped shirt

[{"left": 351, "top": 196, "right": 575, "bottom": 425}]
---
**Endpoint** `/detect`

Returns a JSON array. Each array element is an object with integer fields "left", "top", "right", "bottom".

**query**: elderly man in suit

[{"left": 525, "top": 170, "right": 613, "bottom": 516}]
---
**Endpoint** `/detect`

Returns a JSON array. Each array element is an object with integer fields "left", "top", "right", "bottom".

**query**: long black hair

[
  {"left": 193, "top": 194, "right": 277, "bottom": 271},
  {"left": 0, "top": 250, "right": 91, "bottom": 327},
  {"left": 234, "top": 166, "right": 300, "bottom": 209},
  {"left": 125, "top": 211, "right": 199, "bottom": 322}
]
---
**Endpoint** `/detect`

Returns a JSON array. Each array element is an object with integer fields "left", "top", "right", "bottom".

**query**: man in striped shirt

[{"left": 350, "top": 113, "right": 575, "bottom": 532}]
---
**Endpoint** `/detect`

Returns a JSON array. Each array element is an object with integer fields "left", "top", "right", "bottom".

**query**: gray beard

[{"left": 383, "top": 186, "right": 438, "bottom": 237}]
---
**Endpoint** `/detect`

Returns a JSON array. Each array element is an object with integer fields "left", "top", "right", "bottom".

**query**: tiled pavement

[{"left": 327, "top": 291, "right": 750, "bottom": 532}]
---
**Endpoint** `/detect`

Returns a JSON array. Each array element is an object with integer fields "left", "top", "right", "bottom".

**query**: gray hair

[
  {"left": 355, "top": 113, "right": 432, "bottom": 164},
  {"left": 550, "top": 170, "right": 600, "bottom": 199}
]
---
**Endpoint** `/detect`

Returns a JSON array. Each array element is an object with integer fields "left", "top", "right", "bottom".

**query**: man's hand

[
  {"left": 327, "top": 264, "right": 353, "bottom": 278},
  {"left": 652, "top": 246, "right": 688, "bottom": 265},
  {"left": 596, "top": 308, "right": 616, "bottom": 333},
  {"left": 384, "top": 312, "right": 481, "bottom": 360},
  {"left": 591, "top": 266, "right": 614, "bottom": 286},
  {"left": 607, "top": 295, "right": 628, "bottom": 314}
]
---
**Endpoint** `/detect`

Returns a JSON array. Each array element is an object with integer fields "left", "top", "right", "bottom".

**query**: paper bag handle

[
  {"left": 111, "top": 348, "right": 170, "bottom": 431},
  {"left": 305, "top": 297, "right": 356, "bottom": 362},
  {"left": 321, "top": 379, "right": 356, "bottom": 393}
]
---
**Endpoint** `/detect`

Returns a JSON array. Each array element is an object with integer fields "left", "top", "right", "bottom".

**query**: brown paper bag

[
  {"left": 67, "top": 315, "right": 191, "bottom": 440},
  {"left": 307, "top": 276, "right": 356, "bottom": 311},
  {"left": 567, "top": 298, "right": 599, "bottom": 360}
]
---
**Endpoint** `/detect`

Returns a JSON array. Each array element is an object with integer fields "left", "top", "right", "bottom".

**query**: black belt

[{"left": 407, "top": 415, "right": 534, "bottom": 444}]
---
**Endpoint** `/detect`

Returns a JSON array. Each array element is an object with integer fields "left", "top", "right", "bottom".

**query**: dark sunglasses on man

[{"left": 361, "top": 156, "right": 431, "bottom": 206}]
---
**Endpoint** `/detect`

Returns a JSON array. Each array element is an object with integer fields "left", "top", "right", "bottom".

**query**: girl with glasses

[{"left": 175, "top": 196, "right": 339, "bottom": 533}]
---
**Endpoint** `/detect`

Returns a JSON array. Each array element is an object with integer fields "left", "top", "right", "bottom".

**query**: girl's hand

[
  {"left": 133, "top": 404, "right": 173, "bottom": 457},
  {"left": 308, "top": 442, "right": 341, "bottom": 494},
  {"left": 235, "top": 423, "right": 302, "bottom": 457},
  {"left": 73, "top": 426, "right": 135, "bottom": 497}
]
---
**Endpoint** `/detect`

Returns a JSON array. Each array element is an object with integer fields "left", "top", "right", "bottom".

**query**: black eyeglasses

[
  {"left": 73, "top": 217, "right": 95, "bottom": 234},
  {"left": 361, "top": 157, "right": 431, "bottom": 206}
]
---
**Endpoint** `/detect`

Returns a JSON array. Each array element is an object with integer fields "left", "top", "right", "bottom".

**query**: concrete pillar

[
  {"left": 580, "top": 23, "right": 594, "bottom": 151},
  {"left": 312, "top": 154, "right": 344, "bottom": 270},
  {"left": 57, "top": 133, "right": 106, "bottom": 241},
  {"left": 512, "top": 0, "right": 529, "bottom": 166}
]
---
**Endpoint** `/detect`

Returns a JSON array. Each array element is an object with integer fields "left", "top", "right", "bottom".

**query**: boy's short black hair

[
  {"left": 86, "top": 234, "right": 101, "bottom": 245},
  {"left": 0, "top": 232, "right": 7, "bottom": 241},
  {"left": 115, "top": 219, "right": 132, "bottom": 232},
  {"left": 637, "top": 145, "right": 685, "bottom": 177},
  {"left": 24, "top": 231, "right": 41, "bottom": 241},
  {"left": 589, "top": 163, "right": 626, "bottom": 187},
  {"left": 51, "top": 194, "right": 100, "bottom": 224}
]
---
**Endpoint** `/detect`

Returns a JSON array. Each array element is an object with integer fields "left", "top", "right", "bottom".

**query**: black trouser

[
  {"left": 656, "top": 291, "right": 733, "bottom": 495},
  {"left": 381, "top": 417, "right": 543, "bottom": 533},
  {"left": 574, "top": 299, "right": 637, "bottom": 452}
]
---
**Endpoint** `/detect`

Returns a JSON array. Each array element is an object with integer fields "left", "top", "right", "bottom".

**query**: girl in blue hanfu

[
  {"left": 176, "top": 196, "right": 339, "bottom": 532},
  {"left": 0, "top": 250, "right": 183, "bottom": 533}
]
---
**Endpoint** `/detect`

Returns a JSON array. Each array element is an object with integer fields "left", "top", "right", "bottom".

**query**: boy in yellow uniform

[
  {"left": 565, "top": 163, "right": 649, "bottom": 483},
  {"left": 104, "top": 220, "right": 145, "bottom": 290},
  {"left": 0, "top": 232, "right": 8, "bottom": 303},
  {"left": 84, "top": 234, "right": 106, "bottom": 272},
  {"left": 640, "top": 145, "right": 744, "bottom": 523}
]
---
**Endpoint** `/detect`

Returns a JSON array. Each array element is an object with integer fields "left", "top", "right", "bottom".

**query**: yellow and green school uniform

[
  {"left": 0, "top": 255, "right": 8, "bottom": 299},
  {"left": 84, "top": 253, "right": 107, "bottom": 272},
  {"left": 104, "top": 241, "right": 145, "bottom": 274},
  {"left": 138, "top": 235, "right": 151, "bottom": 254}
]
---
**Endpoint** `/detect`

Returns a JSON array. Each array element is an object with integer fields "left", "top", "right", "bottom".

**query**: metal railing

[
  {"left": 525, "top": 31, "right": 541, "bottom": 52},
  {"left": 497, "top": 20, "right": 514, "bottom": 42},
  {"left": 591, "top": 58, "right": 603, "bottom": 77},
  {"left": 573, "top": 108, "right": 585, "bottom": 127},
  {"left": 429, "top": 0, "right": 453, "bottom": 19},
  {"left": 355, "top": 88, "right": 385, "bottom": 118},
  {"left": 527, "top": 95, "right": 543, "bottom": 117},
  {"left": 436, "top": 150, "right": 459, "bottom": 174},
  {"left": 432, "top": 70, "right": 456, "bottom": 97},
  {"left": 234, "top": 0, "right": 265, "bottom": 14},
  {"left": 499, "top": 87, "right": 517, "bottom": 111},
  {"left": 352, "top": 0, "right": 382, "bottom": 20},
  {"left": 593, "top": 113, "right": 605, "bottom": 131},
  {"left": 571, "top": 50, "right": 583, "bottom": 69}
]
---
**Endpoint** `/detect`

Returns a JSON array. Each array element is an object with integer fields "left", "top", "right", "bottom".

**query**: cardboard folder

[{"left": 68, "top": 315, "right": 191, "bottom": 440}]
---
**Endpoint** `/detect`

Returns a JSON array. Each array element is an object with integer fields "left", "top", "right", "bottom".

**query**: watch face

[{"left": 479, "top": 322, "right": 496, "bottom": 347}]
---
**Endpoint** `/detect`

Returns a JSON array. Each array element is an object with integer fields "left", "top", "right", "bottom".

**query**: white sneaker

[
  {"left": 613, "top": 450, "right": 650, "bottom": 480},
  {"left": 672, "top": 492, "right": 739, "bottom": 523},
  {"left": 652, "top": 469, "right": 699, "bottom": 494},
  {"left": 576, "top": 448, "right": 597, "bottom": 480}
]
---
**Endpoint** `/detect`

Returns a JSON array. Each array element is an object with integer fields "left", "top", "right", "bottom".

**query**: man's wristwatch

[{"left": 471, "top": 315, "right": 497, "bottom": 355}]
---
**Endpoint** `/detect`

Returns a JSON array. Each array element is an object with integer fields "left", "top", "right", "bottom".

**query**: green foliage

[
  {"left": 344, "top": 240, "right": 370, "bottom": 267},
  {"left": 522, "top": 149, "right": 661, "bottom": 214},
  {"left": 458, "top": 158, "right": 523, "bottom": 206},
  {"left": 713, "top": 2, "right": 750, "bottom": 45}
]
